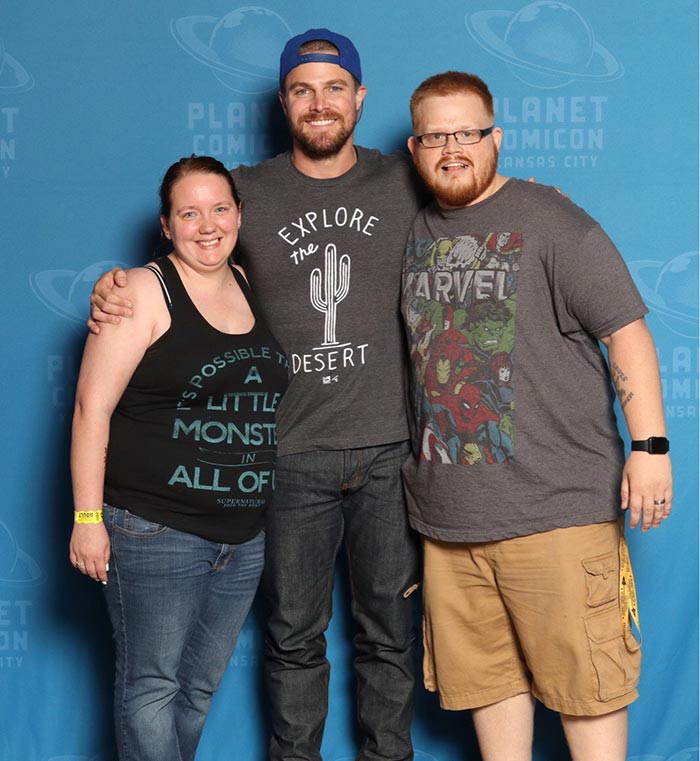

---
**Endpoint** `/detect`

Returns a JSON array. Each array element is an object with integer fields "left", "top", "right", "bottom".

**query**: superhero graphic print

[{"left": 402, "top": 231, "right": 522, "bottom": 465}]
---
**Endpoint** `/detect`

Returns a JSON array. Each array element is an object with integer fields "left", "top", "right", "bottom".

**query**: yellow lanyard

[{"left": 618, "top": 517, "right": 642, "bottom": 652}]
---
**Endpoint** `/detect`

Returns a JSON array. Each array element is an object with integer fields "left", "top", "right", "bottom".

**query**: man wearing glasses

[{"left": 401, "top": 71, "right": 672, "bottom": 761}]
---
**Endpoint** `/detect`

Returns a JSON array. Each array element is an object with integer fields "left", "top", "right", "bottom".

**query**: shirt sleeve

[{"left": 552, "top": 223, "right": 648, "bottom": 339}]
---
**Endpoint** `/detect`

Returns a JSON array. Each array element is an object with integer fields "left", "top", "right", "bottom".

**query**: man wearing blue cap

[{"left": 90, "top": 28, "right": 424, "bottom": 761}]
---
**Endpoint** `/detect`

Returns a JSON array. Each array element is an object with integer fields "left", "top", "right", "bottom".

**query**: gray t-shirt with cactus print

[{"left": 232, "top": 147, "right": 426, "bottom": 456}]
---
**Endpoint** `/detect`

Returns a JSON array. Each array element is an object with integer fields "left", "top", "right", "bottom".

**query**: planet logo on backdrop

[
  {"left": 30, "top": 261, "right": 127, "bottom": 325},
  {"left": 629, "top": 251, "right": 699, "bottom": 339},
  {"left": 667, "top": 750, "right": 699, "bottom": 761},
  {"left": 0, "top": 520, "right": 42, "bottom": 584},
  {"left": 171, "top": 6, "right": 293, "bottom": 94},
  {"left": 0, "top": 35, "right": 33, "bottom": 92},
  {"left": 466, "top": 1, "right": 623, "bottom": 88}
]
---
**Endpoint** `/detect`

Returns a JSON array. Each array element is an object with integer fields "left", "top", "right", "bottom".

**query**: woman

[{"left": 69, "top": 156, "right": 288, "bottom": 761}]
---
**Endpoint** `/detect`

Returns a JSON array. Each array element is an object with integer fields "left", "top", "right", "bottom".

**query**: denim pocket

[{"left": 106, "top": 505, "right": 169, "bottom": 538}]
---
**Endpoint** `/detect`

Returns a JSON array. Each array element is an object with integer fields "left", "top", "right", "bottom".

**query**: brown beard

[
  {"left": 290, "top": 111, "right": 356, "bottom": 159},
  {"left": 417, "top": 144, "right": 499, "bottom": 207}
]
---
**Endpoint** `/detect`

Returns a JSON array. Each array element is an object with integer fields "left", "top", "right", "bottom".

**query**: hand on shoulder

[
  {"left": 88, "top": 264, "right": 170, "bottom": 348},
  {"left": 87, "top": 266, "right": 131, "bottom": 334}
]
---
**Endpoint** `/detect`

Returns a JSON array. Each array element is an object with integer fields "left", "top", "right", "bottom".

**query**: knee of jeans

[
  {"left": 178, "top": 675, "right": 218, "bottom": 704},
  {"left": 266, "top": 620, "right": 330, "bottom": 662},
  {"left": 126, "top": 675, "right": 179, "bottom": 716}
]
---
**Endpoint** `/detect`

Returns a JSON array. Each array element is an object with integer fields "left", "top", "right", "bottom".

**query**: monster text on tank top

[{"left": 104, "top": 256, "right": 289, "bottom": 544}]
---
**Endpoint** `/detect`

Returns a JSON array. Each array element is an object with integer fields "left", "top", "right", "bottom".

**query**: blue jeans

[
  {"left": 102, "top": 505, "right": 265, "bottom": 761},
  {"left": 262, "top": 441, "right": 420, "bottom": 761}
]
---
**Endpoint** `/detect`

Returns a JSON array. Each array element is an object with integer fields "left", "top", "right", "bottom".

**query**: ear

[
  {"left": 407, "top": 136, "right": 418, "bottom": 161},
  {"left": 278, "top": 89, "right": 289, "bottom": 119},
  {"left": 160, "top": 215, "right": 170, "bottom": 239},
  {"left": 492, "top": 126, "right": 503, "bottom": 152},
  {"left": 354, "top": 84, "right": 367, "bottom": 113}
]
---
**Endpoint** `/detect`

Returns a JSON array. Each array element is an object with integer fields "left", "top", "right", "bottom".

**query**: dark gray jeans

[{"left": 262, "top": 441, "right": 420, "bottom": 761}]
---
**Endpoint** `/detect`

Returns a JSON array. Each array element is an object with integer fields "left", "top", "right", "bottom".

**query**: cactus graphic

[{"left": 310, "top": 243, "right": 351, "bottom": 346}]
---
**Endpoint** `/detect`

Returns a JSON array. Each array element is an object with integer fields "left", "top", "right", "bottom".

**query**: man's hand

[
  {"left": 527, "top": 177, "right": 568, "bottom": 198},
  {"left": 620, "top": 452, "right": 673, "bottom": 531},
  {"left": 87, "top": 268, "right": 132, "bottom": 334}
]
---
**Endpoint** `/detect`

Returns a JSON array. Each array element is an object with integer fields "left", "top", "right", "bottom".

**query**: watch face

[
  {"left": 632, "top": 437, "right": 670, "bottom": 454},
  {"left": 649, "top": 437, "right": 670, "bottom": 454}
]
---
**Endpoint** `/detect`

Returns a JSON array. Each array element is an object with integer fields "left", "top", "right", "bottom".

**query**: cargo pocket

[
  {"left": 583, "top": 604, "right": 640, "bottom": 702},
  {"left": 581, "top": 553, "right": 617, "bottom": 607}
]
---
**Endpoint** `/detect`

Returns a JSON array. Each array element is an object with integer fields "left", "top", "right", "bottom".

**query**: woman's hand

[{"left": 69, "top": 522, "right": 110, "bottom": 583}]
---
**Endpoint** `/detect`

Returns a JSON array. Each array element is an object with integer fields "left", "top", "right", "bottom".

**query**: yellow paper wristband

[{"left": 74, "top": 510, "right": 103, "bottom": 524}]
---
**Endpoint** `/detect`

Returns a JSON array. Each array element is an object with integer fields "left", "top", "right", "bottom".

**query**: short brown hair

[
  {"left": 282, "top": 39, "right": 361, "bottom": 91},
  {"left": 298, "top": 39, "right": 339, "bottom": 56},
  {"left": 159, "top": 156, "right": 240, "bottom": 218},
  {"left": 410, "top": 71, "right": 494, "bottom": 128}
]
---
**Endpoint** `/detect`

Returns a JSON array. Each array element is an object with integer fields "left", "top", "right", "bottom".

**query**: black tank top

[{"left": 104, "top": 256, "right": 288, "bottom": 544}]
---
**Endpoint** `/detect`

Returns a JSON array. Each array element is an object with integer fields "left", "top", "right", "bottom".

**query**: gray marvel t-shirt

[
  {"left": 233, "top": 147, "right": 425, "bottom": 456},
  {"left": 401, "top": 178, "right": 648, "bottom": 542}
]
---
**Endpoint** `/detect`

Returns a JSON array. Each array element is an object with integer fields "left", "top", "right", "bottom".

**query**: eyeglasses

[{"left": 413, "top": 126, "right": 495, "bottom": 148}]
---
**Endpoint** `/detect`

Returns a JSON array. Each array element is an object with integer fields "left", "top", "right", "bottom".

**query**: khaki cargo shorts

[{"left": 422, "top": 521, "right": 641, "bottom": 716}]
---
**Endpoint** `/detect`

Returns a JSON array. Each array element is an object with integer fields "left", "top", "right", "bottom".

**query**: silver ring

[
  {"left": 653, "top": 499, "right": 666, "bottom": 506},
  {"left": 77, "top": 561, "right": 85, "bottom": 568}
]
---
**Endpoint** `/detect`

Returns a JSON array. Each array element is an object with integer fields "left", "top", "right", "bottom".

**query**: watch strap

[{"left": 631, "top": 437, "right": 670, "bottom": 454}]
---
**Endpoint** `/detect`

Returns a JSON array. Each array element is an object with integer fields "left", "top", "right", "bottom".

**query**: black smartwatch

[{"left": 631, "top": 437, "right": 670, "bottom": 454}]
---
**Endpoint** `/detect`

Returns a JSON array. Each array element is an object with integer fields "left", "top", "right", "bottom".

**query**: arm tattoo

[{"left": 611, "top": 361, "right": 635, "bottom": 409}]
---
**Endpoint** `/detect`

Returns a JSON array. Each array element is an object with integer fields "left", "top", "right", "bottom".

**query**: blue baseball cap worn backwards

[{"left": 279, "top": 28, "right": 362, "bottom": 87}]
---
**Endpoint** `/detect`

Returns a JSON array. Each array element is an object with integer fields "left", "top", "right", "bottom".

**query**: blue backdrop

[{"left": 1, "top": 1, "right": 697, "bottom": 759}]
